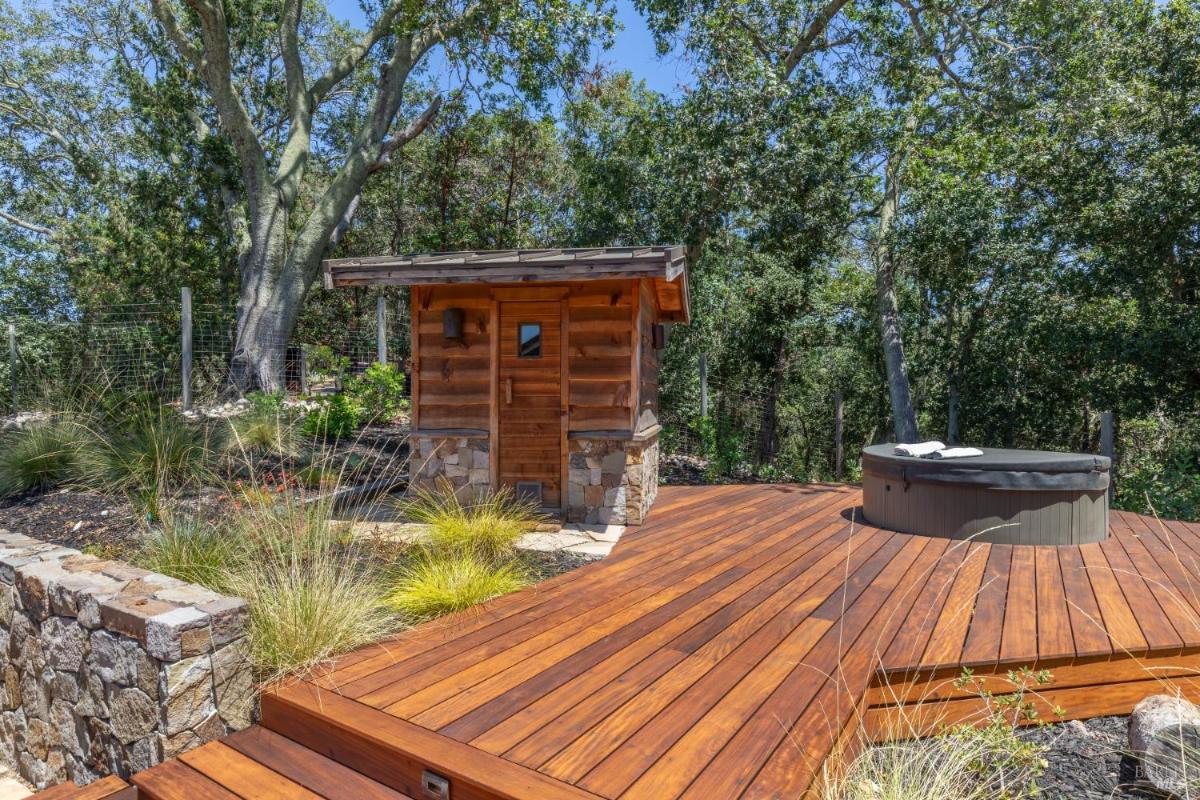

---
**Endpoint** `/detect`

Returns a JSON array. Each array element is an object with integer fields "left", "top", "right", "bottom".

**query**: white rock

[{"left": 1129, "top": 694, "right": 1200, "bottom": 797}]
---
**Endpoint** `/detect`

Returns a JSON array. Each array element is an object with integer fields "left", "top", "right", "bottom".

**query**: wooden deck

[{"left": 130, "top": 483, "right": 1200, "bottom": 800}]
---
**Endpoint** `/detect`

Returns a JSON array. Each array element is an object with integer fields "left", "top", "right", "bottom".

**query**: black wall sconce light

[
  {"left": 442, "top": 307, "right": 465, "bottom": 342},
  {"left": 652, "top": 323, "right": 667, "bottom": 350}
]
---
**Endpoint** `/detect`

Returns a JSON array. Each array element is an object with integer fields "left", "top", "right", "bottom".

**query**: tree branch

[
  {"left": 782, "top": 0, "right": 850, "bottom": 80},
  {"left": 280, "top": 0, "right": 307, "bottom": 122},
  {"left": 370, "top": 95, "right": 443, "bottom": 173},
  {"left": 152, "top": 0, "right": 269, "bottom": 203},
  {"left": 0, "top": 209, "right": 54, "bottom": 237},
  {"left": 308, "top": 0, "right": 407, "bottom": 105},
  {"left": 896, "top": 0, "right": 977, "bottom": 93},
  {"left": 147, "top": 0, "right": 203, "bottom": 71}
]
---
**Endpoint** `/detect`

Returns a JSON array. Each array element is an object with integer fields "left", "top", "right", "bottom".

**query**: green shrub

[
  {"left": 306, "top": 344, "right": 349, "bottom": 382},
  {"left": 0, "top": 421, "right": 84, "bottom": 496},
  {"left": 387, "top": 551, "right": 528, "bottom": 622},
  {"left": 301, "top": 394, "right": 361, "bottom": 439},
  {"left": 295, "top": 463, "right": 338, "bottom": 490},
  {"left": 346, "top": 363, "right": 407, "bottom": 423},
  {"left": 245, "top": 390, "right": 287, "bottom": 416},
  {"left": 138, "top": 514, "right": 235, "bottom": 592},
  {"left": 1114, "top": 414, "right": 1200, "bottom": 521},
  {"left": 399, "top": 483, "right": 541, "bottom": 561}
]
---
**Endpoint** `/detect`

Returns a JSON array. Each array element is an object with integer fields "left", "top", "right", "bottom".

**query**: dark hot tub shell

[{"left": 861, "top": 445, "right": 1110, "bottom": 545}]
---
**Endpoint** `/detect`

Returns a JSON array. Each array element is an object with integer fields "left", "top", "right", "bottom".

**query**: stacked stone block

[
  {"left": 567, "top": 432, "right": 660, "bottom": 525},
  {"left": 411, "top": 435, "right": 491, "bottom": 499},
  {"left": 0, "top": 532, "right": 252, "bottom": 789}
]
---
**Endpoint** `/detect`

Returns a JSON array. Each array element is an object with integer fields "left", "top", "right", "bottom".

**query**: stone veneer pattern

[
  {"left": 411, "top": 435, "right": 491, "bottom": 500},
  {"left": 0, "top": 532, "right": 253, "bottom": 788},
  {"left": 567, "top": 433, "right": 660, "bottom": 525}
]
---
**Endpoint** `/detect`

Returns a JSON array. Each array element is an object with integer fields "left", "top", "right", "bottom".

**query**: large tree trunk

[
  {"left": 229, "top": 267, "right": 307, "bottom": 392},
  {"left": 874, "top": 147, "right": 920, "bottom": 444}
]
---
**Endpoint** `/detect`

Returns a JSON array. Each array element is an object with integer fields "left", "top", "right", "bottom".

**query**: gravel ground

[
  {"left": 1021, "top": 716, "right": 1158, "bottom": 799},
  {"left": 519, "top": 548, "right": 600, "bottom": 581}
]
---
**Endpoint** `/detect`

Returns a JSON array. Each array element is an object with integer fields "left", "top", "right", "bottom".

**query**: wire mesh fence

[
  {"left": 1, "top": 291, "right": 412, "bottom": 413},
  {"left": 1, "top": 292, "right": 844, "bottom": 482}
]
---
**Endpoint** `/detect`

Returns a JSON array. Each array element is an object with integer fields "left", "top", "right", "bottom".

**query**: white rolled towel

[
  {"left": 894, "top": 441, "right": 946, "bottom": 457},
  {"left": 929, "top": 447, "right": 984, "bottom": 459}
]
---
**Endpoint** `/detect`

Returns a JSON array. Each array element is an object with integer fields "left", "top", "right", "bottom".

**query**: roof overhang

[{"left": 323, "top": 246, "right": 689, "bottom": 322}]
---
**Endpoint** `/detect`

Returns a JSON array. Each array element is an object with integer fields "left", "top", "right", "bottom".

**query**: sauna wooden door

[{"left": 497, "top": 300, "right": 564, "bottom": 508}]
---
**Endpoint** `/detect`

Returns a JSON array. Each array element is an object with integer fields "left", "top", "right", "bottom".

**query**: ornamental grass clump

[
  {"left": 81, "top": 406, "right": 213, "bottom": 514},
  {"left": 226, "top": 531, "right": 393, "bottom": 685},
  {"left": 386, "top": 550, "right": 528, "bottom": 623},
  {"left": 138, "top": 513, "right": 235, "bottom": 592},
  {"left": 142, "top": 490, "right": 397, "bottom": 684},
  {"left": 824, "top": 668, "right": 1051, "bottom": 800},
  {"left": 398, "top": 482, "right": 542, "bottom": 561},
  {"left": 0, "top": 420, "right": 85, "bottom": 496},
  {"left": 387, "top": 483, "right": 538, "bottom": 620},
  {"left": 225, "top": 409, "right": 298, "bottom": 458}
]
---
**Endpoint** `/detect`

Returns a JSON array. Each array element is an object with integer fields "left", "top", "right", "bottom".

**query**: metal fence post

[
  {"left": 376, "top": 294, "right": 387, "bottom": 366},
  {"left": 181, "top": 287, "right": 193, "bottom": 411},
  {"left": 7, "top": 323, "right": 16, "bottom": 411},
  {"left": 834, "top": 390, "right": 844, "bottom": 481},
  {"left": 298, "top": 344, "right": 309, "bottom": 396},
  {"left": 699, "top": 353, "right": 708, "bottom": 418},
  {"left": 1100, "top": 410, "right": 1115, "bottom": 501}
]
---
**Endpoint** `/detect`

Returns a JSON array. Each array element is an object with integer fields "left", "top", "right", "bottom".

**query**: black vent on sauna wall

[{"left": 515, "top": 481, "right": 543, "bottom": 505}]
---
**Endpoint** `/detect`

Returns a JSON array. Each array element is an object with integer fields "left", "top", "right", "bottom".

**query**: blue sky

[{"left": 324, "top": 0, "right": 692, "bottom": 98}]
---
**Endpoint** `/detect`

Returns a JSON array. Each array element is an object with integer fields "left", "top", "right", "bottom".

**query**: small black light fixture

[
  {"left": 442, "top": 307, "right": 465, "bottom": 341},
  {"left": 651, "top": 323, "right": 667, "bottom": 350}
]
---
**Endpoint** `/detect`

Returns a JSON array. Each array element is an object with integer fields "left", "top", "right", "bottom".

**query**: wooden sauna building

[{"left": 323, "top": 247, "right": 689, "bottom": 524}]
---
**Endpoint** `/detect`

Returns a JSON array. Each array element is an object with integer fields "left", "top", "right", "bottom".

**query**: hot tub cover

[{"left": 861, "top": 444, "right": 1110, "bottom": 492}]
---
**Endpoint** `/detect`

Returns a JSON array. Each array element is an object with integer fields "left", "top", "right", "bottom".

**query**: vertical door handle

[{"left": 505, "top": 376, "right": 513, "bottom": 404}]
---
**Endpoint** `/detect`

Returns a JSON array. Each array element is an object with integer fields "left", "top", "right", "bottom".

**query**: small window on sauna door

[{"left": 518, "top": 322, "right": 542, "bottom": 358}]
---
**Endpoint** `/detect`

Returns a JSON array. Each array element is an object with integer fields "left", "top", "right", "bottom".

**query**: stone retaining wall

[
  {"left": 567, "top": 432, "right": 660, "bottom": 525},
  {"left": 0, "top": 532, "right": 253, "bottom": 788},
  {"left": 411, "top": 434, "right": 491, "bottom": 500}
]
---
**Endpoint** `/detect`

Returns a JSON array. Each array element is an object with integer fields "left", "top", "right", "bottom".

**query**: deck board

[{"left": 132, "top": 484, "right": 1200, "bottom": 799}]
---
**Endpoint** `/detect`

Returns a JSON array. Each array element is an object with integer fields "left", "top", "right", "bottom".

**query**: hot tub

[{"left": 861, "top": 445, "right": 1110, "bottom": 545}]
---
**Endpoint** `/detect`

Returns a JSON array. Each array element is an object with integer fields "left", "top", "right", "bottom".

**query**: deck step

[
  {"left": 261, "top": 681, "right": 605, "bottom": 800},
  {"left": 132, "top": 726, "right": 414, "bottom": 800},
  {"left": 27, "top": 776, "right": 134, "bottom": 800}
]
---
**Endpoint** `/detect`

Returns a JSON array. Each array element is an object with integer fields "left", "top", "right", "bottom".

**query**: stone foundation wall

[
  {"left": 411, "top": 435, "right": 491, "bottom": 500},
  {"left": 0, "top": 532, "right": 252, "bottom": 789},
  {"left": 567, "top": 432, "right": 660, "bottom": 525}
]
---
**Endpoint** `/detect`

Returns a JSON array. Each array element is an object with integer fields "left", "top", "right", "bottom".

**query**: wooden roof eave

[{"left": 323, "top": 245, "right": 691, "bottom": 323}]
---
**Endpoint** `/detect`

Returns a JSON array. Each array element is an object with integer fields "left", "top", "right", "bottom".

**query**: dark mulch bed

[
  {"left": 0, "top": 422, "right": 410, "bottom": 556},
  {"left": 0, "top": 489, "right": 143, "bottom": 556},
  {"left": 1020, "top": 715, "right": 1158, "bottom": 799}
]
